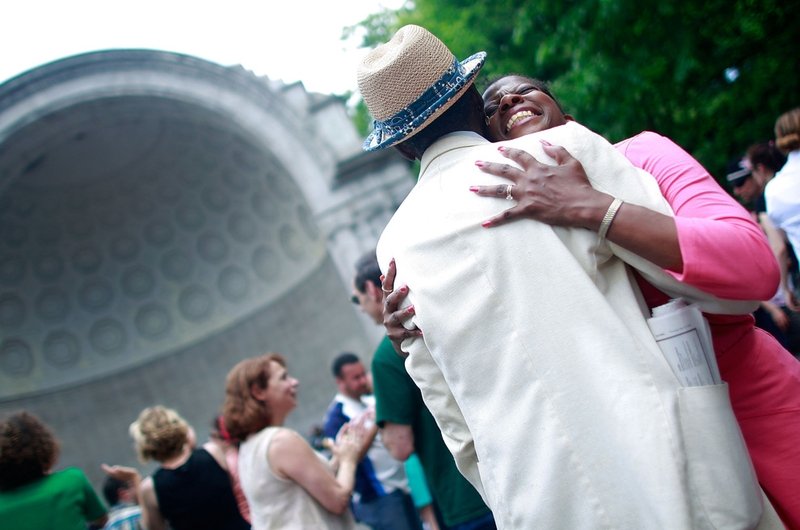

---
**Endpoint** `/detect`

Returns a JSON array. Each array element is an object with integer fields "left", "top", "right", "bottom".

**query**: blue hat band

[{"left": 364, "top": 53, "right": 485, "bottom": 151}]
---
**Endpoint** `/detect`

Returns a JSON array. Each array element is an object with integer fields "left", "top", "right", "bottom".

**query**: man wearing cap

[
  {"left": 728, "top": 157, "right": 763, "bottom": 212},
  {"left": 357, "top": 24, "right": 768, "bottom": 529},
  {"left": 725, "top": 149, "right": 799, "bottom": 350}
]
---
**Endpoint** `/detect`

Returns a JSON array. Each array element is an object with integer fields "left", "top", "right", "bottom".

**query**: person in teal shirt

[{"left": 0, "top": 411, "right": 108, "bottom": 530}]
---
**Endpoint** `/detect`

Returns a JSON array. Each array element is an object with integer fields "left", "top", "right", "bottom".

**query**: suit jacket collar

[{"left": 419, "top": 131, "right": 489, "bottom": 176}]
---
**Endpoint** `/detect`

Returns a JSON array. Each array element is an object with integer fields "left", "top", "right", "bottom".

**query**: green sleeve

[
  {"left": 371, "top": 336, "right": 422, "bottom": 426},
  {"left": 77, "top": 469, "right": 108, "bottom": 522}
]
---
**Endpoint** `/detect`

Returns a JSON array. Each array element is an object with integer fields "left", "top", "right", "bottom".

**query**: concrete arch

[{"left": 0, "top": 50, "right": 411, "bottom": 484}]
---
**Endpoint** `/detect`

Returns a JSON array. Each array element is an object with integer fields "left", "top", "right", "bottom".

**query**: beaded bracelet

[{"left": 597, "top": 198, "right": 624, "bottom": 240}]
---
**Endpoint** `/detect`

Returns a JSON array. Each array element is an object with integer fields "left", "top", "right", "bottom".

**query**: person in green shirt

[
  {"left": 0, "top": 411, "right": 108, "bottom": 530},
  {"left": 351, "top": 250, "right": 495, "bottom": 529}
]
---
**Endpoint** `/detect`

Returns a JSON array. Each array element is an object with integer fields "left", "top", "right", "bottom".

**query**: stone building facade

[{"left": 0, "top": 50, "right": 414, "bottom": 484}]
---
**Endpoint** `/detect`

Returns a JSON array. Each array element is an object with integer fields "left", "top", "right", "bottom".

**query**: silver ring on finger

[{"left": 505, "top": 183, "right": 514, "bottom": 201}]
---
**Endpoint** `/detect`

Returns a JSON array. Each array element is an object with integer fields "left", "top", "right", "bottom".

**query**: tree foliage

[{"left": 349, "top": 0, "right": 799, "bottom": 179}]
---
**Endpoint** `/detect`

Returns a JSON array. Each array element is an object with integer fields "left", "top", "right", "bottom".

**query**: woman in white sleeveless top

[{"left": 222, "top": 353, "right": 368, "bottom": 530}]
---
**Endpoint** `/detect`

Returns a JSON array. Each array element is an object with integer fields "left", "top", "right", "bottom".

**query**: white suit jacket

[{"left": 377, "top": 122, "right": 768, "bottom": 529}]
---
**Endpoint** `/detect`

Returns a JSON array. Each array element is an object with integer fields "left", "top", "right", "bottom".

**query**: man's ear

[
  {"left": 394, "top": 143, "right": 417, "bottom": 161},
  {"left": 365, "top": 281, "right": 382, "bottom": 300},
  {"left": 564, "top": 114, "right": 576, "bottom": 122},
  {"left": 250, "top": 383, "right": 268, "bottom": 402}
]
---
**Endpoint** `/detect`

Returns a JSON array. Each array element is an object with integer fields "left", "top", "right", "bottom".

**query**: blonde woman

[
  {"left": 222, "top": 353, "right": 368, "bottom": 530},
  {"left": 121, "top": 406, "right": 250, "bottom": 530}
]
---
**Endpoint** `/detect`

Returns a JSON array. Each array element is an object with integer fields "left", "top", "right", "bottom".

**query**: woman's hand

[
  {"left": 787, "top": 292, "right": 800, "bottom": 312},
  {"left": 381, "top": 258, "right": 422, "bottom": 356},
  {"left": 472, "top": 142, "right": 684, "bottom": 271},
  {"left": 332, "top": 422, "right": 370, "bottom": 464},
  {"left": 763, "top": 301, "right": 790, "bottom": 331},
  {"left": 471, "top": 142, "right": 611, "bottom": 230},
  {"left": 101, "top": 463, "right": 141, "bottom": 485}
]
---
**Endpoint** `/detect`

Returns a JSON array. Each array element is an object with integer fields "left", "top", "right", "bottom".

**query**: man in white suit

[{"left": 356, "top": 25, "right": 771, "bottom": 529}]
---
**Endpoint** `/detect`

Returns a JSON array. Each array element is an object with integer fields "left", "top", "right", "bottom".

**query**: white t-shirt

[{"left": 766, "top": 150, "right": 800, "bottom": 269}]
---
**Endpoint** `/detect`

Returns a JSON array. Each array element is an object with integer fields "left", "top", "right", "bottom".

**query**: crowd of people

[
  {"left": 1, "top": 24, "right": 798, "bottom": 530},
  {"left": 0, "top": 348, "right": 481, "bottom": 530},
  {"left": 727, "top": 131, "right": 800, "bottom": 355}
]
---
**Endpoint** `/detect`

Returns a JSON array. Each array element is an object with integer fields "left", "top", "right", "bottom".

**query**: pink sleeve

[{"left": 615, "top": 131, "right": 779, "bottom": 300}]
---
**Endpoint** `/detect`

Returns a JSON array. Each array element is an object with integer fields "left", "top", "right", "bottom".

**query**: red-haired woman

[{"left": 223, "top": 353, "right": 369, "bottom": 530}]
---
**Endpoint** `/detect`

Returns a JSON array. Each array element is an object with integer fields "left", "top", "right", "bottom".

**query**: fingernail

[
  {"left": 481, "top": 220, "right": 493, "bottom": 228},
  {"left": 469, "top": 186, "right": 479, "bottom": 192},
  {"left": 474, "top": 161, "right": 485, "bottom": 168},
  {"left": 390, "top": 257, "right": 395, "bottom": 265},
  {"left": 406, "top": 305, "right": 415, "bottom": 314},
  {"left": 540, "top": 139, "right": 552, "bottom": 146},
  {"left": 400, "top": 285, "right": 408, "bottom": 293},
  {"left": 498, "top": 146, "right": 506, "bottom": 152}
]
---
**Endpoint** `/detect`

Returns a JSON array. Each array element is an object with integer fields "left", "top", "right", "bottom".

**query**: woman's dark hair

[
  {"left": 353, "top": 249, "right": 381, "bottom": 294},
  {"left": 0, "top": 411, "right": 60, "bottom": 491},
  {"left": 746, "top": 142, "right": 787, "bottom": 174}
]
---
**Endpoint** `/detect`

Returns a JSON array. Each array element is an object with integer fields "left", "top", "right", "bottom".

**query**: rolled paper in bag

[{"left": 647, "top": 298, "right": 721, "bottom": 386}]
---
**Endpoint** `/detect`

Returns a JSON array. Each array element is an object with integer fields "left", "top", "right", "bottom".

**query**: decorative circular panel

[
  {"left": 218, "top": 266, "right": 249, "bottom": 302},
  {"left": 3, "top": 222, "right": 28, "bottom": 248},
  {"left": 143, "top": 219, "right": 174, "bottom": 247},
  {"left": 0, "top": 339, "right": 34, "bottom": 376},
  {"left": 78, "top": 279, "right": 114, "bottom": 312},
  {"left": 32, "top": 253, "right": 64, "bottom": 281},
  {"left": 0, "top": 255, "right": 26, "bottom": 284},
  {"left": 0, "top": 294, "right": 26, "bottom": 328},
  {"left": 34, "top": 288, "right": 69, "bottom": 322},
  {"left": 121, "top": 265, "right": 155, "bottom": 298},
  {"left": 135, "top": 303, "right": 172, "bottom": 339},
  {"left": 161, "top": 249, "right": 194, "bottom": 281},
  {"left": 175, "top": 205, "right": 205, "bottom": 231},
  {"left": 178, "top": 285, "right": 213, "bottom": 322},
  {"left": 71, "top": 247, "right": 102, "bottom": 274},
  {"left": 89, "top": 318, "right": 127, "bottom": 355},
  {"left": 201, "top": 186, "right": 230, "bottom": 213},
  {"left": 197, "top": 232, "right": 229, "bottom": 263},
  {"left": 110, "top": 235, "right": 140, "bottom": 262},
  {"left": 43, "top": 331, "right": 81, "bottom": 368}
]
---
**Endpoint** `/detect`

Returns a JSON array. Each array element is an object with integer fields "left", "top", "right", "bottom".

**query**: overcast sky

[{"left": 1, "top": 0, "right": 404, "bottom": 95}]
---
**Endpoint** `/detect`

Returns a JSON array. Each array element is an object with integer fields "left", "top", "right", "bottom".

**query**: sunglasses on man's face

[{"left": 731, "top": 175, "right": 751, "bottom": 188}]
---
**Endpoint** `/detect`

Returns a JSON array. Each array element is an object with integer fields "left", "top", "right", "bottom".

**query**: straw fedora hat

[{"left": 357, "top": 25, "right": 486, "bottom": 151}]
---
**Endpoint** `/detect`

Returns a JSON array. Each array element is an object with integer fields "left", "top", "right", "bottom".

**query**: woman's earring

[{"left": 485, "top": 115, "right": 491, "bottom": 126}]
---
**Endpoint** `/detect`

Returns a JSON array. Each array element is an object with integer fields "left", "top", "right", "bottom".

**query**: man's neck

[{"left": 341, "top": 391, "right": 364, "bottom": 402}]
